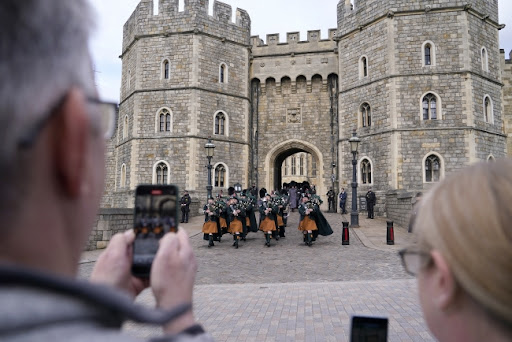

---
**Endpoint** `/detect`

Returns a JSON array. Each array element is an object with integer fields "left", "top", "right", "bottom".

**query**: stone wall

[
  {"left": 87, "top": 209, "right": 133, "bottom": 251},
  {"left": 502, "top": 50, "right": 512, "bottom": 157},
  {"left": 385, "top": 190, "right": 414, "bottom": 229}
]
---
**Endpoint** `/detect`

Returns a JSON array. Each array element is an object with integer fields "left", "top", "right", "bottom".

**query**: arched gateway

[{"left": 264, "top": 139, "right": 324, "bottom": 196}]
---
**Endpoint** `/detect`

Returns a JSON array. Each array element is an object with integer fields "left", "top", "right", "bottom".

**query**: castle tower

[
  {"left": 105, "top": 0, "right": 251, "bottom": 207},
  {"left": 336, "top": 0, "right": 506, "bottom": 210}
]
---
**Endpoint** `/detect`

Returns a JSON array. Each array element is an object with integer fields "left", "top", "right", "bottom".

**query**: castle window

[
  {"left": 422, "top": 41, "right": 436, "bottom": 67},
  {"left": 123, "top": 115, "right": 128, "bottom": 139},
  {"left": 214, "top": 112, "right": 226, "bottom": 135},
  {"left": 120, "top": 164, "right": 127, "bottom": 188},
  {"left": 359, "top": 56, "right": 369, "bottom": 79},
  {"left": 360, "top": 158, "right": 372, "bottom": 185},
  {"left": 291, "top": 158, "right": 296, "bottom": 175},
  {"left": 300, "top": 155, "right": 304, "bottom": 176},
  {"left": 481, "top": 47, "right": 488, "bottom": 72},
  {"left": 484, "top": 95, "right": 493, "bottom": 123},
  {"left": 422, "top": 93, "right": 438, "bottom": 120},
  {"left": 219, "top": 63, "right": 228, "bottom": 84},
  {"left": 158, "top": 108, "right": 172, "bottom": 132},
  {"left": 156, "top": 162, "right": 168, "bottom": 185},
  {"left": 312, "top": 158, "right": 317, "bottom": 177},
  {"left": 424, "top": 155, "right": 441, "bottom": 183},
  {"left": 163, "top": 60, "right": 170, "bottom": 80},
  {"left": 361, "top": 102, "right": 371, "bottom": 127},
  {"left": 153, "top": 0, "right": 159, "bottom": 15},
  {"left": 214, "top": 164, "right": 226, "bottom": 188}
]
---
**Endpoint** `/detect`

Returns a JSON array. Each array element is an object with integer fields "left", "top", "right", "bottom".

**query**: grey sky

[{"left": 89, "top": 0, "right": 512, "bottom": 102}]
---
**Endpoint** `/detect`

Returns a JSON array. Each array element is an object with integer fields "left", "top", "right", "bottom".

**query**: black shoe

[
  {"left": 208, "top": 236, "right": 214, "bottom": 247},
  {"left": 234, "top": 237, "right": 239, "bottom": 249},
  {"left": 180, "top": 221, "right": 184, "bottom": 223}
]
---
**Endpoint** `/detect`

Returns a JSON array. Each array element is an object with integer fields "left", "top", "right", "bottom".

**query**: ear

[
  {"left": 53, "top": 88, "right": 90, "bottom": 198},
  {"left": 430, "top": 250, "right": 458, "bottom": 311}
]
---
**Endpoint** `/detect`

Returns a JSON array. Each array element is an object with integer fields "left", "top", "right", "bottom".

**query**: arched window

[
  {"left": 481, "top": 47, "right": 488, "bottom": 72},
  {"left": 360, "top": 158, "right": 372, "bottom": 184},
  {"left": 487, "top": 155, "right": 495, "bottom": 162},
  {"left": 425, "top": 155, "right": 441, "bottom": 183},
  {"left": 120, "top": 164, "right": 127, "bottom": 188},
  {"left": 312, "top": 158, "right": 317, "bottom": 177},
  {"left": 422, "top": 41, "right": 436, "bottom": 67},
  {"left": 291, "top": 158, "right": 296, "bottom": 175},
  {"left": 284, "top": 159, "right": 289, "bottom": 176},
  {"left": 158, "top": 108, "right": 172, "bottom": 132},
  {"left": 300, "top": 155, "right": 304, "bottom": 175},
  {"left": 156, "top": 162, "right": 168, "bottom": 184},
  {"left": 422, "top": 93, "right": 438, "bottom": 120},
  {"left": 163, "top": 60, "right": 170, "bottom": 80},
  {"left": 361, "top": 102, "right": 371, "bottom": 127},
  {"left": 123, "top": 115, "right": 128, "bottom": 139},
  {"left": 219, "top": 63, "right": 227, "bottom": 83},
  {"left": 215, "top": 112, "right": 226, "bottom": 135},
  {"left": 483, "top": 95, "right": 493, "bottom": 123},
  {"left": 359, "top": 56, "right": 368, "bottom": 79},
  {"left": 214, "top": 164, "right": 226, "bottom": 188}
]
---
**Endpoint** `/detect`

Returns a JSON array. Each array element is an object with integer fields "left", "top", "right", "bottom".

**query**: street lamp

[
  {"left": 205, "top": 137, "right": 215, "bottom": 200},
  {"left": 349, "top": 130, "right": 361, "bottom": 227},
  {"left": 331, "top": 162, "right": 337, "bottom": 213}
]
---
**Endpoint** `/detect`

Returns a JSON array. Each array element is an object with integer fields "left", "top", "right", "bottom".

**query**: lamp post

[
  {"left": 205, "top": 138, "right": 215, "bottom": 200},
  {"left": 349, "top": 131, "right": 361, "bottom": 227},
  {"left": 331, "top": 162, "right": 336, "bottom": 213}
]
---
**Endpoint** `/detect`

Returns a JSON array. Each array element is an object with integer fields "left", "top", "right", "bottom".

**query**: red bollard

[
  {"left": 342, "top": 221, "right": 350, "bottom": 245},
  {"left": 386, "top": 221, "right": 394, "bottom": 245}
]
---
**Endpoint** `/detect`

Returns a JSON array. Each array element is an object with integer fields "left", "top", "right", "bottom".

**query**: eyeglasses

[
  {"left": 18, "top": 95, "right": 118, "bottom": 149},
  {"left": 398, "top": 248, "right": 432, "bottom": 276}
]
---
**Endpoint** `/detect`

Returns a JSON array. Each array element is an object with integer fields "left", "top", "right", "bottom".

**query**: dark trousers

[
  {"left": 328, "top": 198, "right": 335, "bottom": 211},
  {"left": 340, "top": 202, "right": 346, "bottom": 214},
  {"left": 367, "top": 205, "right": 374, "bottom": 219},
  {"left": 181, "top": 208, "right": 189, "bottom": 222}
]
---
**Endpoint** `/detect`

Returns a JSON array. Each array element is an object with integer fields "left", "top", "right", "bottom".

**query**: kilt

[
  {"left": 228, "top": 218, "right": 243, "bottom": 233},
  {"left": 277, "top": 214, "right": 284, "bottom": 227},
  {"left": 298, "top": 216, "right": 318, "bottom": 231},
  {"left": 202, "top": 221, "right": 218, "bottom": 234},
  {"left": 259, "top": 217, "right": 276, "bottom": 232},
  {"left": 219, "top": 217, "right": 228, "bottom": 229}
]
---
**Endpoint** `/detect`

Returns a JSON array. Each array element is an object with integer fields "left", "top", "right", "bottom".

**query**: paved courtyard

[{"left": 78, "top": 212, "right": 434, "bottom": 341}]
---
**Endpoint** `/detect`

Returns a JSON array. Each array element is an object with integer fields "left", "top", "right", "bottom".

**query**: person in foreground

[
  {"left": 0, "top": 1, "right": 212, "bottom": 341},
  {"left": 400, "top": 160, "right": 512, "bottom": 342}
]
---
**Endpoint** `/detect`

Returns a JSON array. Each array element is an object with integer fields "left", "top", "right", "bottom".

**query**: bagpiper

[
  {"left": 259, "top": 193, "right": 277, "bottom": 247},
  {"left": 202, "top": 197, "right": 221, "bottom": 247},
  {"left": 227, "top": 197, "right": 245, "bottom": 248}
]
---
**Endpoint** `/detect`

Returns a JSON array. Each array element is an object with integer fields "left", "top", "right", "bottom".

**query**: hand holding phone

[
  {"left": 132, "top": 185, "right": 179, "bottom": 278},
  {"left": 350, "top": 316, "right": 388, "bottom": 342}
]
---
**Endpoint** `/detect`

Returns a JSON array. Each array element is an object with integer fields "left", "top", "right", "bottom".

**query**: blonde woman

[{"left": 399, "top": 160, "right": 512, "bottom": 342}]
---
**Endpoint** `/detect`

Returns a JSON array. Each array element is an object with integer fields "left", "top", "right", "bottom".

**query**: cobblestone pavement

[{"left": 78, "top": 212, "right": 434, "bottom": 341}]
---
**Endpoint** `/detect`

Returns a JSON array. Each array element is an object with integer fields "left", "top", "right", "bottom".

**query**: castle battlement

[
  {"left": 250, "top": 29, "right": 337, "bottom": 48},
  {"left": 122, "top": 0, "right": 250, "bottom": 52},
  {"left": 337, "top": 0, "right": 500, "bottom": 37}
]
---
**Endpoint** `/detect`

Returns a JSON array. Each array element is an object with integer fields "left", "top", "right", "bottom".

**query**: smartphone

[
  {"left": 350, "top": 316, "right": 388, "bottom": 342},
  {"left": 132, "top": 184, "right": 179, "bottom": 278}
]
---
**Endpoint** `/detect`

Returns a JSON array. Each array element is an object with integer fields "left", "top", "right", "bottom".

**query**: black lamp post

[
  {"left": 349, "top": 131, "right": 361, "bottom": 228},
  {"left": 205, "top": 138, "right": 215, "bottom": 200},
  {"left": 331, "top": 162, "right": 337, "bottom": 213}
]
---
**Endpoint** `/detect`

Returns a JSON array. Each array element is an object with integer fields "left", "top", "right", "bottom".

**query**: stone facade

[{"left": 96, "top": 0, "right": 511, "bottom": 246}]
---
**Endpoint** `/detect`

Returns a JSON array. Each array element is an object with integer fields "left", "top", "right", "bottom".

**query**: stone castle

[{"left": 93, "top": 0, "right": 512, "bottom": 248}]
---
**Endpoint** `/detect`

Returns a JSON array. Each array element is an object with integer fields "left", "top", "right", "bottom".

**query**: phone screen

[
  {"left": 132, "top": 185, "right": 178, "bottom": 277},
  {"left": 350, "top": 316, "right": 388, "bottom": 342}
]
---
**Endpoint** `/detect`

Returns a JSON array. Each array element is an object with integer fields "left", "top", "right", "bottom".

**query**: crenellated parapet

[
  {"left": 122, "top": 0, "right": 251, "bottom": 54},
  {"left": 337, "top": 0, "right": 500, "bottom": 38},
  {"left": 250, "top": 29, "right": 337, "bottom": 57}
]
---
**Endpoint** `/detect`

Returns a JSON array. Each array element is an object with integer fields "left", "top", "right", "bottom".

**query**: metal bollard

[
  {"left": 342, "top": 221, "right": 350, "bottom": 245},
  {"left": 386, "top": 221, "right": 394, "bottom": 245}
]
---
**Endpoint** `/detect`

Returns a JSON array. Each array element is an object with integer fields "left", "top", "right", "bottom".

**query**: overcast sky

[{"left": 89, "top": 0, "right": 512, "bottom": 103}]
